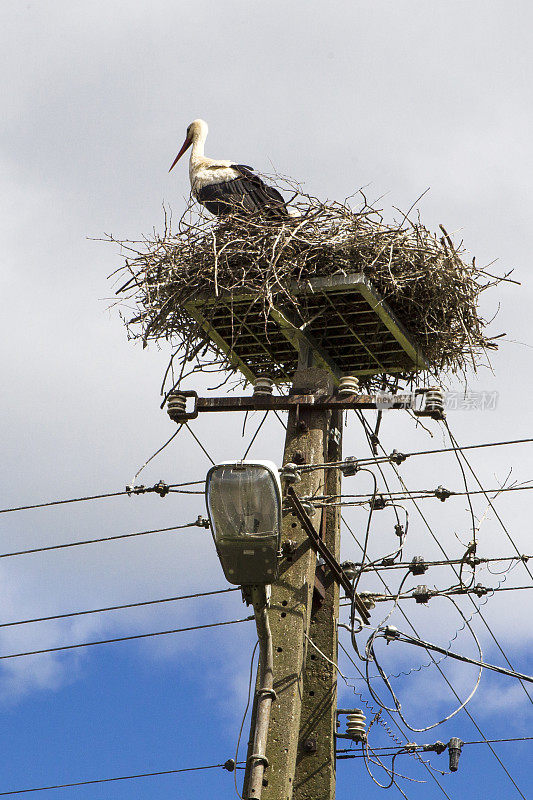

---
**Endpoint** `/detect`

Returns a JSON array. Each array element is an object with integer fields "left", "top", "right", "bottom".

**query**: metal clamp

[
  {"left": 256, "top": 687, "right": 277, "bottom": 700},
  {"left": 247, "top": 754, "right": 270, "bottom": 767}
]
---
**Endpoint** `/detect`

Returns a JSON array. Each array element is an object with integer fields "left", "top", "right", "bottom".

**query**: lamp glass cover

[{"left": 207, "top": 463, "right": 281, "bottom": 542}]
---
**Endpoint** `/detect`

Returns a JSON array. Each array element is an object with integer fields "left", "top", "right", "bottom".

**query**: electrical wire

[
  {"left": 351, "top": 469, "right": 379, "bottom": 593},
  {"left": 298, "top": 435, "right": 533, "bottom": 471},
  {"left": 359, "top": 555, "right": 530, "bottom": 572},
  {"left": 234, "top": 640, "right": 259, "bottom": 800},
  {"left": 342, "top": 576, "right": 504, "bottom": 681},
  {"left": 273, "top": 409, "right": 287, "bottom": 430},
  {"left": 0, "top": 480, "right": 205, "bottom": 516},
  {"left": 349, "top": 417, "right": 530, "bottom": 797},
  {"left": 384, "top": 626, "right": 533, "bottom": 684},
  {"left": 340, "top": 513, "right": 528, "bottom": 798},
  {"left": 444, "top": 422, "right": 533, "bottom": 589},
  {"left": 0, "top": 491, "right": 130, "bottom": 515},
  {"left": 340, "top": 582, "right": 533, "bottom": 604},
  {"left": 364, "top": 596, "right": 484, "bottom": 732},
  {"left": 347, "top": 471, "right": 379, "bottom": 659},
  {"left": 0, "top": 762, "right": 241, "bottom": 796},
  {"left": 354, "top": 505, "right": 409, "bottom": 578},
  {"left": 9, "top": 431, "right": 526, "bottom": 516},
  {"left": 338, "top": 642, "right": 454, "bottom": 800},
  {"left": 0, "top": 520, "right": 208, "bottom": 561},
  {"left": 0, "top": 617, "right": 253, "bottom": 661},
  {"left": 337, "top": 735, "right": 533, "bottom": 757},
  {"left": 185, "top": 423, "right": 216, "bottom": 464},
  {"left": 130, "top": 425, "right": 184, "bottom": 485},
  {"left": 0, "top": 588, "right": 239, "bottom": 629},
  {"left": 361, "top": 417, "right": 533, "bottom": 708},
  {"left": 362, "top": 740, "right": 413, "bottom": 798},
  {"left": 311, "top": 482, "right": 533, "bottom": 507},
  {"left": 241, "top": 411, "right": 269, "bottom": 460},
  {"left": 444, "top": 421, "right": 478, "bottom": 583}
]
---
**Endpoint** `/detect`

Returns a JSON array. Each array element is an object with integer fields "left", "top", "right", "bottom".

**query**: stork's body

[{"left": 169, "top": 119, "right": 288, "bottom": 218}]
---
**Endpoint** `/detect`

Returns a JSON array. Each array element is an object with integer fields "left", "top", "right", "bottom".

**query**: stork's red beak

[{"left": 169, "top": 136, "right": 192, "bottom": 172}]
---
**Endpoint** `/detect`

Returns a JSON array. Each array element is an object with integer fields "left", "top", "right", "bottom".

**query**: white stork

[{"left": 168, "top": 119, "right": 288, "bottom": 219}]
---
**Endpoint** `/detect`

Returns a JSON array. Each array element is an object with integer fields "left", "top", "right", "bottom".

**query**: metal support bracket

[
  {"left": 287, "top": 486, "right": 371, "bottom": 625},
  {"left": 166, "top": 388, "right": 443, "bottom": 424}
]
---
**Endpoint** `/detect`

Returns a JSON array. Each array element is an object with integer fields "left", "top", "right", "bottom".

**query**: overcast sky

[{"left": 1, "top": 2, "right": 532, "bottom": 798}]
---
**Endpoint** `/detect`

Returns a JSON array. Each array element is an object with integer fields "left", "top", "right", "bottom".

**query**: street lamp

[
  {"left": 206, "top": 459, "right": 281, "bottom": 798},
  {"left": 205, "top": 460, "right": 282, "bottom": 586}
]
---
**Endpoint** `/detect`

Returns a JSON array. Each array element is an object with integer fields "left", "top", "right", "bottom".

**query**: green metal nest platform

[{"left": 185, "top": 272, "right": 428, "bottom": 384}]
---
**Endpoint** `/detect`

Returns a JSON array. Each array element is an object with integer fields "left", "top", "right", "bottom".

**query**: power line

[
  {"left": 273, "top": 396, "right": 526, "bottom": 795},
  {"left": 312, "top": 482, "right": 533, "bottom": 506},
  {"left": 337, "top": 735, "right": 533, "bottom": 759},
  {"left": 455, "top": 737, "right": 533, "bottom": 745},
  {"left": 0, "top": 761, "right": 241, "bottom": 796},
  {"left": 444, "top": 423, "right": 533, "bottom": 588},
  {"left": 0, "top": 480, "right": 205, "bottom": 516},
  {"left": 0, "top": 490, "right": 129, "bottom": 515},
  {"left": 356, "top": 413, "right": 533, "bottom": 710},
  {"left": 339, "top": 584, "right": 533, "bottom": 605},
  {"left": 349, "top": 416, "right": 530, "bottom": 796},
  {"left": 8, "top": 431, "right": 527, "bottom": 516},
  {"left": 341, "top": 510, "right": 527, "bottom": 799},
  {"left": 0, "top": 617, "right": 253, "bottom": 661},
  {"left": 242, "top": 410, "right": 269, "bottom": 460},
  {"left": 185, "top": 422, "right": 216, "bottom": 465},
  {"left": 0, "top": 588, "right": 239, "bottom": 629},
  {"left": 337, "top": 641, "right": 454, "bottom": 800},
  {"left": 377, "top": 627, "right": 533, "bottom": 684},
  {"left": 360, "top": 555, "right": 530, "bottom": 572},
  {"left": 440, "top": 422, "right": 533, "bottom": 706},
  {"left": 0, "top": 519, "right": 209, "bottom": 561},
  {"left": 298, "top": 436, "right": 533, "bottom": 472},
  {"left": 409, "top": 436, "right": 533, "bottom": 461},
  {"left": 130, "top": 425, "right": 184, "bottom": 486}
]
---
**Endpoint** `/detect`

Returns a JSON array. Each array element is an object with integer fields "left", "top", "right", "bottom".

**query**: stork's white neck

[{"left": 190, "top": 125, "right": 208, "bottom": 161}]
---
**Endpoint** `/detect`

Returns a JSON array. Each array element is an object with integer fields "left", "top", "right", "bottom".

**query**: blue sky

[{"left": 1, "top": 1, "right": 532, "bottom": 798}]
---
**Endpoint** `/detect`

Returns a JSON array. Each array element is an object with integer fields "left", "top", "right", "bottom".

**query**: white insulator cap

[
  {"left": 341, "top": 561, "right": 358, "bottom": 582},
  {"left": 253, "top": 377, "right": 274, "bottom": 396},
  {"left": 358, "top": 592, "right": 376, "bottom": 611},
  {"left": 338, "top": 375, "right": 360, "bottom": 396},
  {"left": 167, "top": 392, "right": 189, "bottom": 421},
  {"left": 167, "top": 392, "right": 187, "bottom": 412},
  {"left": 280, "top": 463, "right": 301, "bottom": 484},
  {"left": 425, "top": 386, "right": 445, "bottom": 418},
  {"left": 346, "top": 710, "right": 366, "bottom": 741}
]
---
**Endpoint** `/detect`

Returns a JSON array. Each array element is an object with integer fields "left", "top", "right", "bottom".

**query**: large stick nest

[{"left": 108, "top": 186, "right": 505, "bottom": 395}]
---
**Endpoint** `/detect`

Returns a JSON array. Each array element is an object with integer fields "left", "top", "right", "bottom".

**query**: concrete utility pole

[
  {"left": 293, "top": 407, "right": 342, "bottom": 800},
  {"left": 243, "top": 359, "right": 342, "bottom": 800}
]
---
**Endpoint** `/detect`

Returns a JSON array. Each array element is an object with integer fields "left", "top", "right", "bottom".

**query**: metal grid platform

[{"left": 185, "top": 272, "right": 428, "bottom": 384}]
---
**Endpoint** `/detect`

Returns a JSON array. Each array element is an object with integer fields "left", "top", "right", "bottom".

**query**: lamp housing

[{"left": 205, "top": 460, "right": 282, "bottom": 586}]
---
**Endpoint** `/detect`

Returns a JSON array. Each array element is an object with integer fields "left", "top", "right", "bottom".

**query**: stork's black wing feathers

[
  {"left": 233, "top": 165, "right": 288, "bottom": 210},
  {"left": 197, "top": 165, "right": 288, "bottom": 219}
]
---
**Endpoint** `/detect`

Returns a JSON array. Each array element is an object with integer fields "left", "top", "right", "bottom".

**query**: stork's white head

[{"left": 169, "top": 119, "right": 208, "bottom": 172}]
